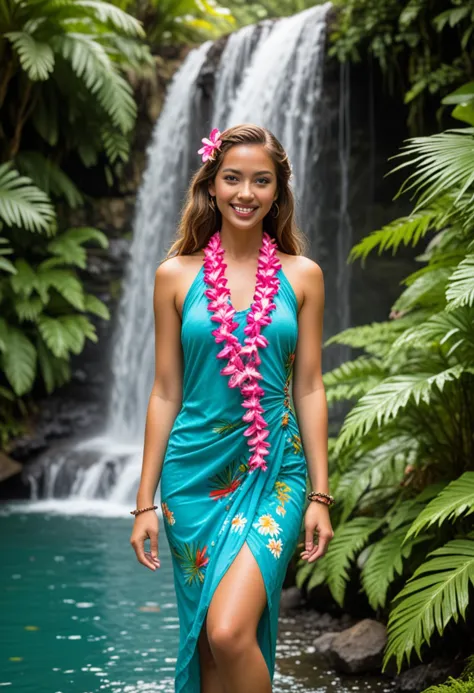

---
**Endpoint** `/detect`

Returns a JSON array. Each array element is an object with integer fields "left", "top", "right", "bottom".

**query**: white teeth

[{"left": 233, "top": 206, "right": 255, "bottom": 213}]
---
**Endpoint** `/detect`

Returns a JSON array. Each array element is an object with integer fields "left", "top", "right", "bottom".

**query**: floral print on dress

[
  {"left": 267, "top": 538, "right": 283, "bottom": 559},
  {"left": 230, "top": 512, "right": 247, "bottom": 534},
  {"left": 289, "top": 433, "right": 303, "bottom": 454},
  {"left": 273, "top": 480, "right": 291, "bottom": 517},
  {"left": 212, "top": 419, "right": 247, "bottom": 436},
  {"left": 208, "top": 457, "right": 249, "bottom": 501},
  {"left": 170, "top": 541, "right": 209, "bottom": 585},
  {"left": 253, "top": 513, "right": 282, "bottom": 537},
  {"left": 161, "top": 501, "right": 176, "bottom": 525},
  {"left": 281, "top": 351, "right": 295, "bottom": 428}
]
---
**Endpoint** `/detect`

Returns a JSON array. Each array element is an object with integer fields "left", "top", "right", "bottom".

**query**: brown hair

[{"left": 164, "top": 123, "right": 307, "bottom": 259}]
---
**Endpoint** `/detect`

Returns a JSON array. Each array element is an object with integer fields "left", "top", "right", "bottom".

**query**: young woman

[{"left": 130, "top": 124, "right": 334, "bottom": 693}]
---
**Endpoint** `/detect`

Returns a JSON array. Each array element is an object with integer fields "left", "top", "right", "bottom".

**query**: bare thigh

[{"left": 206, "top": 540, "right": 268, "bottom": 659}]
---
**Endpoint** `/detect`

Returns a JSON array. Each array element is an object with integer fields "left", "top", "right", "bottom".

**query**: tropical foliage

[
  {"left": 109, "top": 0, "right": 235, "bottom": 45},
  {"left": 296, "top": 83, "right": 474, "bottom": 673},
  {"left": 0, "top": 0, "right": 151, "bottom": 446},
  {"left": 329, "top": 0, "right": 474, "bottom": 131}
]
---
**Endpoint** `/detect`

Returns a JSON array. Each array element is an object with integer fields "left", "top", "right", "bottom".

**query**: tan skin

[{"left": 130, "top": 144, "right": 333, "bottom": 693}]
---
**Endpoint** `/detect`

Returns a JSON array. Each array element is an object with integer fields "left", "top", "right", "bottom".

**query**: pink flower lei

[{"left": 203, "top": 231, "right": 282, "bottom": 472}]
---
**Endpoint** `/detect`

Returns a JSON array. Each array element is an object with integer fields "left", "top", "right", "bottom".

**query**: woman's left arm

[{"left": 292, "top": 259, "right": 334, "bottom": 562}]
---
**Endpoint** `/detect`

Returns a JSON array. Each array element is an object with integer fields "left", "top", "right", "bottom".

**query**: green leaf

[
  {"left": 325, "top": 517, "right": 383, "bottom": 606},
  {"left": 0, "top": 163, "right": 55, "bottom": 234},
  {"left": 84, "top": 293, "right": 109, "bottom": 320},
  {"left": 75, "top": 1, "right": 145, "bottom": 37},
  {"left": 1, "top": 326, "right": 37, "bottom": 395},
  {"left": 383, "top": 539, "right": 474, "bottom": 671},
  {"left": 36, "top": 337, "right": 70, "bottom": 394},
  {"left": 15, "top": 152, "right": 83, "bottom": 208},
  {"left": 10, "top": 259, "right": 37, "bottom": 298},
  {"left": 446, "top": 254, "right": 474, "bottom": 309},
  {"left": 335, "top": 367, "right": 466, "bottom": 452},
  {"left": 37, "top": 314, "right": 97, "bottom": 358},
  {"left": 36, "top": 268, "right": 85, "bottom": 310},
  {"left": 14, "top": 295, "right": 44, "bottom": 322},
  {"left": 5, "top": 32, "right": 55, "bottom": 81},
  {"left": 361, "top": 526, "right": 422, "bottom": 610},
  {"left": 405, "top": 473, "right": 474, "bottom": 540}
]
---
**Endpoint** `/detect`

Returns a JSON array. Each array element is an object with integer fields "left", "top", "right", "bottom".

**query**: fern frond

[
  {"left": 323, "top": 356, "right": 385, "bottom": 404},
  {"left": 392, "top": 267, "right": 451, "bottom": 313},
  {"left": 36, "top": 267, "right": 84, "bottom": 310},
  {"left": 5, "top": 31, "right": 55, "bottom": 81},
  {"left": 348, "top": 210, "right": 437, "bottom": 263},
  {"left": 53, "top": 33, "right": 136, "bottom": 133},
  {"left": 325, "top": 517, "right": 383, "bottom": 606},
  {"left": 75, "top": 1, "right": 145, "bottom": 37},
  {"left": 0, "top": 163, "right": 55, "bottom": 234},
  {"left": 335, "top": 367, "right": 466, "bottom": 452},
  {"left": 361, "top": 526, "right": 424, "bottom": 610},
  {"left": 405, "top": 473, "right": 474, "bottom": 539},
  {"left": 383, "top": 539, "right": 474, "bottom": 671}
]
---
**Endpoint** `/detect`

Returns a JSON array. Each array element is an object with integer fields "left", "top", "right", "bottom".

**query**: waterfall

[{"left": 29, "top": 3, "right": 353, "bottom": 507}]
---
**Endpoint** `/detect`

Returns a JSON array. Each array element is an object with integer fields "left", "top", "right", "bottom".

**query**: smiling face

[{"left": 208, "top": 144, "right": 278, "bottom": 231}]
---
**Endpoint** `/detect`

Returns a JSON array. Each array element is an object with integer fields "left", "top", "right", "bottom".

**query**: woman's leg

[
  {"left": 198, "top": 619, "right": 225, "bottom": 693},
  {"left": 206, "top": 541, "right": 272, "bottom": 693}
]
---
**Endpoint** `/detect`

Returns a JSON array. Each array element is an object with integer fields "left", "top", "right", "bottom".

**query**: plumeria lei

[{"left": 203, "top": 231, "right": 281, "bottom": 472}]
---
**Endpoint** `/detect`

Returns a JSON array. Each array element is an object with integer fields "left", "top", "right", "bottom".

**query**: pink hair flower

[{"left": 198, "top": 128, "right": 222, "bottom": 162}]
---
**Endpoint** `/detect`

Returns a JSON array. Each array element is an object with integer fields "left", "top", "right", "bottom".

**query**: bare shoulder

[
  {"left": 277, "top": 252, "right": 323, "bottom": 312},
  {"left": 155, "top": 252, "right": 205, "bottom": 318}
]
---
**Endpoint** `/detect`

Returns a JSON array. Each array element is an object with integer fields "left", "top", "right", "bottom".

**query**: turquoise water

[{"left": 1, "top": 504, "right": 394, "bottom": 693}]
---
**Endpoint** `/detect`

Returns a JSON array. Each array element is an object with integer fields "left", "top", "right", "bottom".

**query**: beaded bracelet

[
  {"left": 130, "top": 505, "right": 158, "bottom": 516},
  {"left": 307, "top": 491, "right": 335, "bottom": 506}
]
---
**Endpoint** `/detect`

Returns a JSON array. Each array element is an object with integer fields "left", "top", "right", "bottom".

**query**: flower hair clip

[{"left": 198, "top": 128, "right": 222, "bottom": 163}]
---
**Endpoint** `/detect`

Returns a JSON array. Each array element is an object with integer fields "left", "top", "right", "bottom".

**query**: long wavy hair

[{"left": 165, "top": 123, "right": 307, "bottom": 259}]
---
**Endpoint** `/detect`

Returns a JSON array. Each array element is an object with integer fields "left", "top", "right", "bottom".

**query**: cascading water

[{"left": 29, "top": 3, "right": 351, "bottom": 506}]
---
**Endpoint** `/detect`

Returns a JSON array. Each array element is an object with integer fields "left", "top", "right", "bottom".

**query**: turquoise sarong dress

[{"left": 160, "top": 262, "right": 307, "bottom": 692}]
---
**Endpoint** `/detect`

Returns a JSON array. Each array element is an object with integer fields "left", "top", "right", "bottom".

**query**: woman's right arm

[{"left": 130, "top": 259, "right": 183, "bottom": 571}]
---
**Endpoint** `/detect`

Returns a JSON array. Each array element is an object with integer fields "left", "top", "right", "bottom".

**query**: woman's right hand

[{"left": 130, "top": 510, "right": 161, "bottom": 571}]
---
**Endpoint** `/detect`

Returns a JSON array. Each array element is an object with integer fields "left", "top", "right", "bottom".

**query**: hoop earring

[
  {"left": 271, "top": 202, "right": 279, "bottom": 218},
  {"left": 208, "top": 196, "right": 216, "bottom": 212}
]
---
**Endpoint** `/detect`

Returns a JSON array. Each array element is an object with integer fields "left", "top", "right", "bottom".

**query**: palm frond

[
  {"left": 392, "top": 267, "right": 451, "bottom": 313},
  {"left": 405, "top": 473, "right": 474, "bottom": 539},
  {"left": 391, "top": 307, "right": 474, "bottom": 360},
  {"left": 323, "top": 355, "right": 386, "bottom": 405},
  {"left": 348, "top": 210, "right": 437, "bottom": 263},
  {"left": 383, "top": 539, "right": 474, "bottom": 671},
  {"left": 392, "top": 131, "right": 474, "bottom": 211},
  {"left": 335, "top": 367, "right": 467, "bottom": 452},
  {"left": 446, "top": 254, "right": 474, "bottom": 309},
  {"left": 75, "top": 1, "right": 145, "bottom": 37},
  {"left": 0, "top": 163, "right": 55, "bottom": 234}
]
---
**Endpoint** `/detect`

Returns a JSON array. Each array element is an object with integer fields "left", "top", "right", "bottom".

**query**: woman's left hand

[{"left": 300, "top": 501, "right": 334, "bottom": 562}]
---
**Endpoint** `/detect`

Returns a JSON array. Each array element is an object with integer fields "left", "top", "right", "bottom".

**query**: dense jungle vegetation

[{"left": 1, "top": 2, "right": 473, "bottom": 688}]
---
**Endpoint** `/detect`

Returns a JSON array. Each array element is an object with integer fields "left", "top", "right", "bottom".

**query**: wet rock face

[{"left": 313, "top": 618, "right": 387, "bottom": 674}]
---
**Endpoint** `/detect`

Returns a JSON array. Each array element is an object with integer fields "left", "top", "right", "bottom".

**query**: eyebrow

[{"left": 222, "top": 168, "right": 274, "bottom": 176}]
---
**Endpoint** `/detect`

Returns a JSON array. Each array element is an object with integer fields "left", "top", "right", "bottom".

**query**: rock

[
  {"left": 394, "top": 659, "right": 465, "bottom": 692},
  {"left": 313, "top": 631, "right": 339, "bottom": 655},
  {"left": 280, "top": 586, "right": 303, "bottom": 610},
  {"left": 316, "top": 618, "right": 387, "bottom": 674},
  {"left": 0, "top": 452, "right": 22, "bottom": 482}
]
